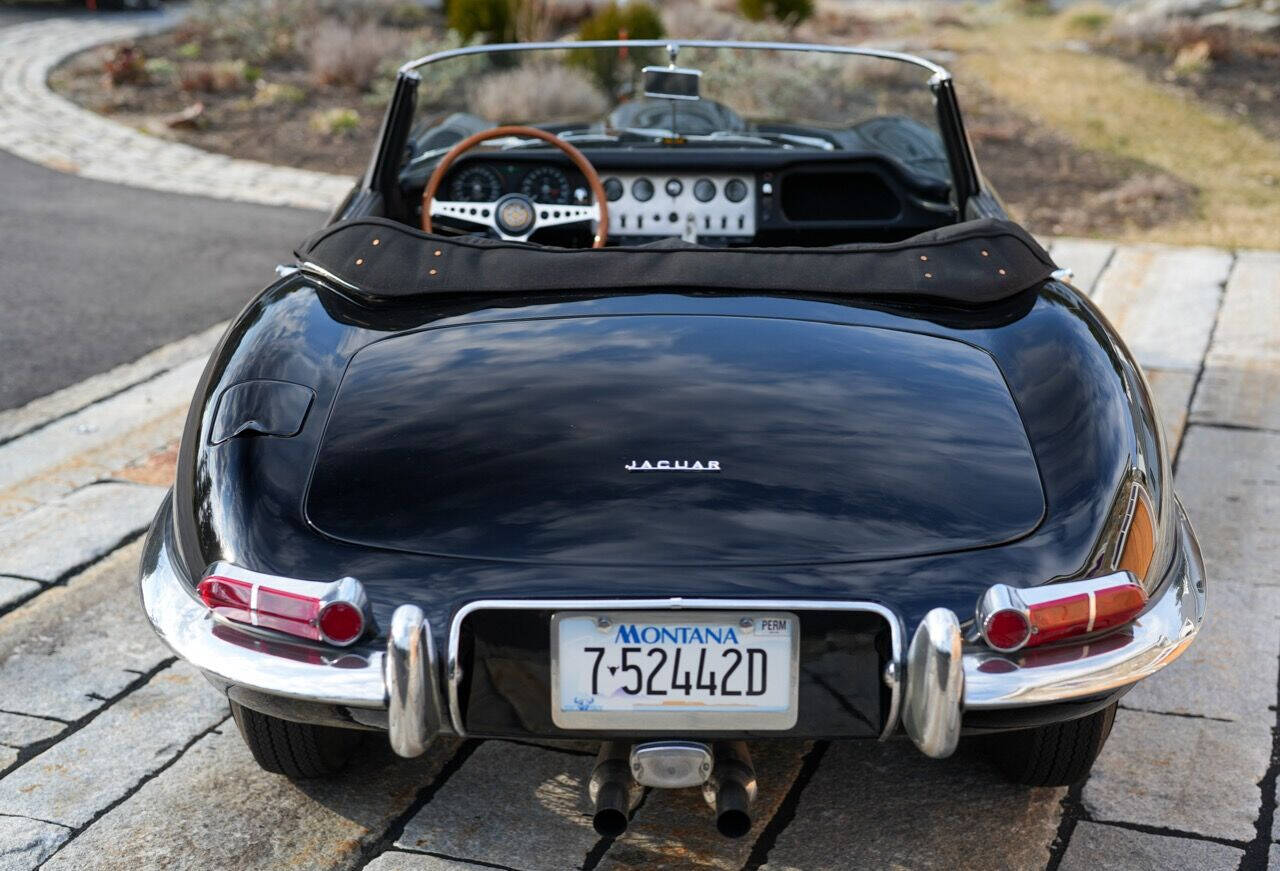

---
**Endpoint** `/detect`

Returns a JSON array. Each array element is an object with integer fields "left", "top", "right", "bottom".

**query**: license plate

[{"left": 550, "top": 611, "right": 799, "bottom": 730}]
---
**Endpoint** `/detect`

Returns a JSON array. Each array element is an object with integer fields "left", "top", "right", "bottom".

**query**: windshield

[{"left": 403, "top": 43, "right": 952, "bottom": 187}]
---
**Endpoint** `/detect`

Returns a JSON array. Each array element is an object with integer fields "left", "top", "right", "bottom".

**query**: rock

[
  {"left": 1060, "top": 821, "right": 1242, "bottom": 870},
  {"left": 0, "top": 816, "right": 70, "bottom": 871}
]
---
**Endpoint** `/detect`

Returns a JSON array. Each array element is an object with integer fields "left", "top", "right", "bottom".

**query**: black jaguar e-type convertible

[{"left": 139, "top": 40, "right": 1205, "bottom": 837}]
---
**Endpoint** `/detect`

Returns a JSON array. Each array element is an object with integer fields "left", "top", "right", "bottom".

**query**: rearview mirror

[{"left": 642, "top": 66, "right": 701, "bottom": 101}]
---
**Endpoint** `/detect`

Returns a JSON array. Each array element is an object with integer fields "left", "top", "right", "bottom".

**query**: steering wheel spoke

[
  {"left": 531, "top": 203, "right": 596, "bottom": 229},
  {"left": 429, "top": 199, "right": 498, "bottom": 231}
]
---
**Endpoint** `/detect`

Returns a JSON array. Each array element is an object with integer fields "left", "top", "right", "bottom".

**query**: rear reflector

[
  {"left": 977, "top": 572, "right": 1148, "bottom": 653},
  {"left": 197, "top": 565, "right": 368, "bottom": 647}
]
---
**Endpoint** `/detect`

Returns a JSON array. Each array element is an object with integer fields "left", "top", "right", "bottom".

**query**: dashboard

[{"left": 416, "top": 149, "right": 955, "bottom": 247}]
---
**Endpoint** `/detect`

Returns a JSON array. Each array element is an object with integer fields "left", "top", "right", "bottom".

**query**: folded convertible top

[{"left": 296, "top": 216, "right": 1056, "bottom": 305}]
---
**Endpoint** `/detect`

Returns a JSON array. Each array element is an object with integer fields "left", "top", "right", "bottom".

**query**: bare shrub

[
  {"left": 660, "top": 0, "right": 789, "bottom": 40},
  {"left": 307, "top": 20, "right": 396, "bottom": 91},
  {"left": 470, "top": 65, "right": 609, "bottom": 123},
  {"left": 180, "top": 60, "right": 251, "bottom": 93}
]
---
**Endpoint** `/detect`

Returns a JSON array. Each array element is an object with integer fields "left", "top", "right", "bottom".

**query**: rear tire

[
  {"left": 230, "top": 701, "right": 364, "bottom": 779},
  {"left": 985, "top": 702, "right": 1117, "bottom": 786}
]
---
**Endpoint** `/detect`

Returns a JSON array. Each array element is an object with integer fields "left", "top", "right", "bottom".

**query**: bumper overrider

[{"left": 139, "top": 498, "right": 1205, "bottom": 759}]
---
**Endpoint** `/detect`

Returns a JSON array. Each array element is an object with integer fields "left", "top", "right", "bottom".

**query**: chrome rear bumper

[{"left": 140, "top": 498, "right": 1205, "bottom": 757}]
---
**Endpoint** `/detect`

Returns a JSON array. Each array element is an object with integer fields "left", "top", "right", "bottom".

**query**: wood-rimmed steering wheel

[{"left": 421, "top": 125, "right": 609, "bottom": 248}]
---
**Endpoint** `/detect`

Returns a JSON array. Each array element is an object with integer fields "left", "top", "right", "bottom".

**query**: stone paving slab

[
  {"left": 40, "top": 730, "right": 461, "bottom": 871},
  {"left": 0, "top": 482, "right": 164, "bottom": 581},
  {"left": 0, "top": 541, "right": 170, "bottom": 722},
  {"left": 0, "top": 355, "right": 203, "bottom": 519},
  {"left": 365, "top": 853, "right": 490, "bottom": 871},
  {"left": 598, "top": 741, "right": 809, "bottom": 871},
  {"left": 1049, "top": 237, "right": 1115, "bottom": 297},
  {"left": 0, "top": 578, "right": 39, "bottom": 612},
  {"left": 1059, "top": 821, "right": 1242, "bottom": 871},
  {"left": 1171, "top": 426, "right": 1279, "bottom": 589},
  {"left": 1123, "top": 579, "right": 1279, "bottom": 723},
  {"left": 1083, "top": 709, "right": 1270, "bottom": 844},
  {"left": 1143, "top": 368, "right": 1196, "bottom": 453},
  {"left": 0, "top": 815, "right": 71, "bottom": 871},
  {"left": 1091, "top": 245, "right": 1232, "bottom": 372},
  {"left": 0, "top": 18, "right": 352, "bottom": 212},
  {"left": 0, "top": 660, "right": 227, "bottom": 828},
  {"left": 0, "top": 712, "right": 63, "bottom": 752},
  {"left": 758, "top": 742, "right": 1064, "bottom": 871},
  {"left": 396, "top": 741, "right": 604, "bottom": 871},
  {"left": 1191, "top": 250, "right": 1280, "bottom": 431}
]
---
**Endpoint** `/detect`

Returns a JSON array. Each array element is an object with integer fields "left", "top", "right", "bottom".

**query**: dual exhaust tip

[{"left": 589, "top": 740, "right": 757, "bottom": 839}]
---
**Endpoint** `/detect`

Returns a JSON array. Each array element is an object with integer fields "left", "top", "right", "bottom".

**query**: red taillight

[
  {"left": 984, "top": 608, "right": 1031, "bottom": 651},
  {"left": 197, "top": 568, "right": 367, "bottom": 647},
  {"left": 977, "top": 574, "right": 1148, "bottom": 653},
  {"left": 317, "top": 601, "right": 364, "bottom": 645}
]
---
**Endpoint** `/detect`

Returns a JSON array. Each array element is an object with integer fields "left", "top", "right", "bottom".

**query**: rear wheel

[
  {"left": 230, "top": 701, "right": 364, "bottom": 779},
  {"left": 985, "top": 702, "right": 1117, "bottom": 786}
]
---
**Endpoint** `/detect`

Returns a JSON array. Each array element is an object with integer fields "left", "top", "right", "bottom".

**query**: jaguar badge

[{"left": 624, "top": 460, "right": 721, "bottom": 472}]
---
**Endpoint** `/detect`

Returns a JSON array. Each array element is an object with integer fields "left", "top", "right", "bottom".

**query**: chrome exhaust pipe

[
  {"left": 589, "top": 741, "right": 642, "bottom": 837},
  {"left": 702, "top": 741, "right": 757, "bottom": 839}
]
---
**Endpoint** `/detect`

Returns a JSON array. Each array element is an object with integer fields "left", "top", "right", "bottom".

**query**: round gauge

[
  {"left": 693, "top": 178, "right": 716, "bottom": 202},
  {"left": 603, "top": 177, "right": 624, "bottom": 202},
  {"left": 521, "top": 166, "right": 571, "bottom": 204},
  {"left": 632, "top": 177, "right": 655, "bottom": 202},
  {"left": 724, "top": 178, "right": 749, "bottom": 203},
  {"left": 449, "top": 165, "right": 502, "bottom": 202}
]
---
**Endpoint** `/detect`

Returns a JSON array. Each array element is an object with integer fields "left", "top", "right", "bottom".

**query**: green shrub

[
  {"left": 447, "top": 0, "right": 517, "bottom": 43},
  {"left": 310, "top": 107, "right": 361, "bottom": 136},
  {"left": 571, "top": 2, "right": 664, "bottom": 92},
  {"left": 737, "top": 0, "right": 813, "bottom": 25}
]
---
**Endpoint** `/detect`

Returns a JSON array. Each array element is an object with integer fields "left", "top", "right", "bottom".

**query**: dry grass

[
  {"left": 470, "top": 64, "right": 609, "bottom": 123},
  {"left": 306, "top": 20, "right": 396, "bottom": 90},
  {"left": 944, "top": 11, "right": 1280, "bottom": 248}
]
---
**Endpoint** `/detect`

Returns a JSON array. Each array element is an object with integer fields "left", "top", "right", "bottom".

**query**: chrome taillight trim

[
  {"left": 446, "top": 598, "right": 905, "bottom": 741},
  {"left": 202, "top": 561, "right": 374, "bottom": 648},
  {"left": 975, "top": 571, "right": 1143, "bottom": 653}
]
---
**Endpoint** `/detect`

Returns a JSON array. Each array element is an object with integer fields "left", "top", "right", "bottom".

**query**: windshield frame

[{"left": 360, "top": 41, "right": 980, "bottom": 223}]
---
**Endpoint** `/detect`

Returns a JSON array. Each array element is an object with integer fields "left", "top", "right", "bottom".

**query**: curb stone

[{"left": 0, "top": 15, "right": 352, "bottom": 211}]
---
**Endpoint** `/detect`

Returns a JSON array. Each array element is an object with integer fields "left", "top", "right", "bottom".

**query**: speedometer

[
  {"left": 449, "top": 165, "right": 502, "bottom": 202},
  {"left": 520, "top": 166, "right": 571, "bottom": 204}
]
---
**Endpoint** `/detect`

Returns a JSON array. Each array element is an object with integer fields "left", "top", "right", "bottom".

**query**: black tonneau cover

[{"left": 296, "top": 216, "right": 1056, "bottom": 305}]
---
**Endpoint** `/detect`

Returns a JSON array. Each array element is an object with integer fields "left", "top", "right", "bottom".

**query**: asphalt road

[{"left": 0, "top": 149, "right": 323, "bottom": 410}]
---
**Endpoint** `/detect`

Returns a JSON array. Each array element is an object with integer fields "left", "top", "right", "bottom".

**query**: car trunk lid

[{"left": 306, "top": 314, "right": 1044, "bottom": 566}]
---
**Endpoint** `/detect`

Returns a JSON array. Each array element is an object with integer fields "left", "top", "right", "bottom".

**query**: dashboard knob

[
  {"left": 693, "top": 178, "right": 716, "bottom": 202},
  {"left": 665, "top": 178, "right": 684, "bottom": 197},
  {"left": 632, "top": 178, "right": 655, "bottom": 202}
]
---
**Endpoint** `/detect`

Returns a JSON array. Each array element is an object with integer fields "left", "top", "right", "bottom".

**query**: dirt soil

[
  {"left": 961, "top": 86, "right": 1198, "bottom": 238},
  {"left": 50, "top": 30, "right": 385, "bottom": 176},
  {"left": 1102, "top": 46, "right": 1280, "bottom": 143}
]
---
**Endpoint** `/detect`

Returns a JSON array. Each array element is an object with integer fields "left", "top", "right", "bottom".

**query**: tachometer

[
  {"left": 521, "top": 166, "right": 571, "bottom": 204},
  {"left": 449, "top": 165, "right": 502, "bottom": 202}
]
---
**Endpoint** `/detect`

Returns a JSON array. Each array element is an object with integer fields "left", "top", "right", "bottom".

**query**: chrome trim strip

[
  {"left": 963, "top": 503, "right": 1206, "bottom": 709},
  {"left": 297, "top": 260, "right": 362, "bottom": 293},
  {"left": 387, "top": 604, "right": 444, "bottom": 757},
  {"left": 902, "top": 608, "right": 962, "bottom": 759},
  {"left": 401, "top": 40, "right": 950, "bottom": 81},
  {"left": 447, "top": 598, "right": 905, "bottom": 741}
]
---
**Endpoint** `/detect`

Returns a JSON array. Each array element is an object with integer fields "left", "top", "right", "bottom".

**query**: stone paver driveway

[{"left": 0, "top": 240, "right": 1275, "bottom": 871}]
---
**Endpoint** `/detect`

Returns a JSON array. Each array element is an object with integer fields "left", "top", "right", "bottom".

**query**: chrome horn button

[{"left": 495, "top": 194, "right": 537, "bottom": 236}]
